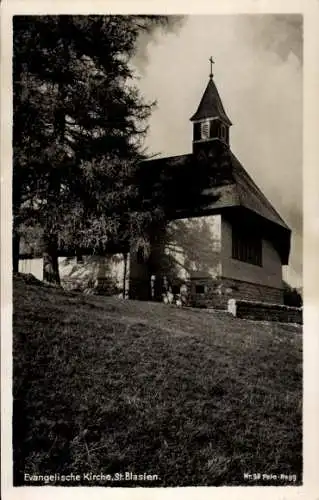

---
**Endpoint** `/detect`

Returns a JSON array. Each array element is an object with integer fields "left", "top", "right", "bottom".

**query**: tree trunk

[
  {"left": 153, "top": 274, "right": 164, "bottom": 302},
  {"left": 76, "top": 248, "right": 83, "bottom": 264},
  {"left": 41, "top": 17, "right": 69, "bottom": 287},
  {"left": 43, "top": 232, "right": 61, "bottom": 285},
  {"left": 13, "top": 231, "right": 20, "bottom": 273},
  {"left": 122, "top": 252, "right": 128, "bottom": 299},
  {"left": 149, "top": 221, "right": 166, "bottom": 302}
]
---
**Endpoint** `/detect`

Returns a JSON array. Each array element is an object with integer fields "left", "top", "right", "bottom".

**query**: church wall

[
  {"left": 219, "top": 278, "right": 283, "bottom": 305},
  {"left": 220, "top": 216, "right": 283, "bottom": 304},
  {"left": 156, "top": 215, "right": 222, "bottom": 306},
  {"left": 129, "top": 215, "right": 222, "bottom": 302},
  {"left": 19, "top": 254, "right": 130, "bottom": 296},
  {"left": 19, "top": 258, "right": 43, "bottom": 281},
  {"left": 129, "top": 213, "right": 284, "bottom": 307},
  {"left": 59, "top": 254, "right": 128, "bottom": 295},
  {"left": 18, "top": 254, "right": 129, "bottom": 296},
  {"left": 164, "top": 215, "right": 222, "bottom": 282}
]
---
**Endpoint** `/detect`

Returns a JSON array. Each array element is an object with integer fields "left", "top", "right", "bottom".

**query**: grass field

[{"left": 13, "top": 274, "right": 302, "bottom": 486}]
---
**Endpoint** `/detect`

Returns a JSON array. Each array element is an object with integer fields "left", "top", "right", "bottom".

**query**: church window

[
  {"left": 195, "top": 284, "right": 206, "bottom": 294},
  {"left": 220, "top": 123, "right": 227, "bottom": 141},
  {"left": 232, "top": 227, "right": 262, "bottom": 266},
  {"left": 201, "top": 120, "right": 210, "bottom": 140}
]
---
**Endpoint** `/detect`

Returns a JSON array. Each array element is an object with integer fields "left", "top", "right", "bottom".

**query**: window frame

[
  {"left": 220, "top": 123, "right": 227, "bottom": 141},
  {"left": 200, "top": 119, "right": 210, "bottom": 140},
  {"left": 195, "top": 284, "right": 206, "bottom": 294},
  {"left": 232, "top": 227, "right": 263, "bottom": 267}
]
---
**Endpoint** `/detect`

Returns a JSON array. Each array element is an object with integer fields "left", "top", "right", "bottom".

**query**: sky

[{"left": 131, "top": 14, "right": 303, "bottom": 288}]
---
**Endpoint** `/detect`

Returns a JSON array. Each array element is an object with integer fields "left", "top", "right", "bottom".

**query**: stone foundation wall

[
  {"left": 187, "top": 278, "right": 226, "bottom": 309},
  {"left": 186, "top": 277, "right": 283, "bottom": 309},
  {"left": 220, "top": 277, "right": 283, "bottom": 304},
  {"left": 228, "top": 299, "right": 303, "bottom": 325}
]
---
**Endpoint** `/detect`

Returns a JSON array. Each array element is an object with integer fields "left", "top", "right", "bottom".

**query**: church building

[
  {"left": 19, "top": 61, "right": 291, "bottom": 308},
  {"left": 128, "top": 61, "right": 291, "bottom": 308}
]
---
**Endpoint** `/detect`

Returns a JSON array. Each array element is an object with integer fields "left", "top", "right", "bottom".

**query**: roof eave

[{"left": 189, "top": 113, "right": 232, "bottom": 126}]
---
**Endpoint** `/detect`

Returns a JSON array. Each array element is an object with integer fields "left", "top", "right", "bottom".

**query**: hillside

[{"left": 13, "top": 275, "right": 302, "bottom": 486}]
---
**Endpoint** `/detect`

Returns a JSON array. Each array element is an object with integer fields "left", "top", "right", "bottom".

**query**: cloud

[
  {"left": 239, "top": 14, "right": 303, "bottom": 63},
  {"left": 132, "top": 16, "right": 186, "bottom": 74}
]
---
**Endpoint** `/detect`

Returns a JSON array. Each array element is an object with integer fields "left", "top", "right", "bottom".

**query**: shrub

[{"left": 283, "top": 281, "right": 302, "bottom": 308}]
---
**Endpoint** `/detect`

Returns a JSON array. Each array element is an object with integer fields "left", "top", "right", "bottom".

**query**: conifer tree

[{"left": 13, "top": 15, "right": 183, "bottom": 283}]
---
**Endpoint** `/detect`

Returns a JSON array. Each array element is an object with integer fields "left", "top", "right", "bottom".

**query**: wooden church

[
  {"left": 19, "top": 61, "right": 291, "bottom": 308},
  {"left": 128, "top": 61, "right": 291, "bottom": 307}
]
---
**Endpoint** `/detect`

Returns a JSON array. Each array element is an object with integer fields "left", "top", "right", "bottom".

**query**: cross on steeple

[{"left": 209, "top": 56, "right": 215, "bottom": 78}]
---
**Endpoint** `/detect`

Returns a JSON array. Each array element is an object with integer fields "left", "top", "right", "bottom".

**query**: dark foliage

[
  {"left": 283, "top": 281, "right": 303, "bottom": 307},
  {"left": 13, "top": 15, "right": 183, "bottom": 280}
]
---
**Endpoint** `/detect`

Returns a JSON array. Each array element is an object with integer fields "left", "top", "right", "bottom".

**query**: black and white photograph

[{"left": 2, "top": 3, "right": 318, "bottom": 497}]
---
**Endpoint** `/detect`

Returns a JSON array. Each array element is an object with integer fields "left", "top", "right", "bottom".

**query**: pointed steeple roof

[{"left": 190, "top": 76, "right": 232, "bottom": 126}]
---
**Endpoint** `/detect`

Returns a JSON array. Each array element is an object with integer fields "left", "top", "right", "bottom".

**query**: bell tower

[{"left": 190, "top": 57, "right": 232, "bottom": 160}]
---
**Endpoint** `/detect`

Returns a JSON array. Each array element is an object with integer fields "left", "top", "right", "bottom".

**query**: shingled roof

[
  {"left": 140, "top": 149, "right": 291, "bottom": 263},
  {"left": 230, "top": 153, "right": 290, "bottom": 230},
  {"left": 142, "top": 152, "right": 289, "bottom": 228},
  {"left": 190, "top": 77, "right": 232, "bottom": 125}
]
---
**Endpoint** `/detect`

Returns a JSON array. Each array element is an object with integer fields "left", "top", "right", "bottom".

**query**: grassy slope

[{"left": 13, "top": 276, "right": 302, "bottom": 486}]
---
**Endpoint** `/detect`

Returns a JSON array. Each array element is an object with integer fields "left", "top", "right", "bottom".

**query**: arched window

[{"left": 201, "top": 120, "right": 210, "bottom": 140}]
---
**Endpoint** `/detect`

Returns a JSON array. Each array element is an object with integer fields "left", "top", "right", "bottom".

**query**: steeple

[
  {"left": 190, "top": 77, "right": 232, "bottom": 125},
  {"left": 190, "top": 58, "right": 232, "bottom": 155}
]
